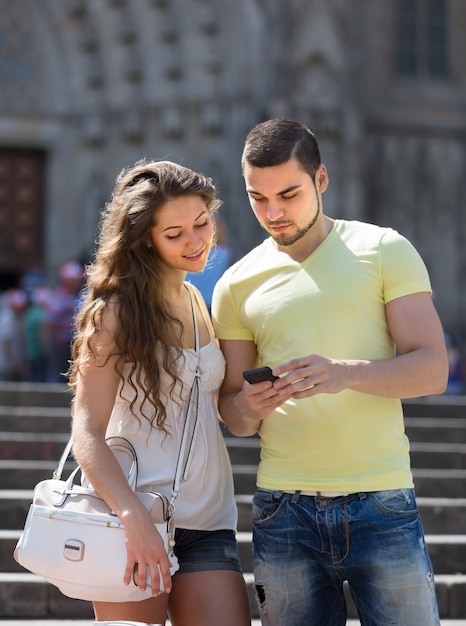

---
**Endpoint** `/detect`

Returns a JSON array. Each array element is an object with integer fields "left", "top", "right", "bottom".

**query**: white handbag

[{"left": 13, "top": 436, "right": 181, "bottom": 602}]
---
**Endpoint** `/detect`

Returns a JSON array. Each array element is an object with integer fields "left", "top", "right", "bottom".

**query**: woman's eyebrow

[{"left": 162, "top": 210, "right": 208, "bottom": 232}]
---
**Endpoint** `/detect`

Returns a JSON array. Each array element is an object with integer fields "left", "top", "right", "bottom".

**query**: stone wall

[{"left": 0, "top": 0, "right": 465, "bottom": 338}]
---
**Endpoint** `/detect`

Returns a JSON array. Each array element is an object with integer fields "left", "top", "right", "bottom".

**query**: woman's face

[{"left": 150, "top": 194, "right": 214, "bottom": 274}]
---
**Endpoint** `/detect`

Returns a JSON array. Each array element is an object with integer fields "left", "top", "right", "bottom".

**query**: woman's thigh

[{"left": 168, "top": 570, "right": 250, "bottom": 626}]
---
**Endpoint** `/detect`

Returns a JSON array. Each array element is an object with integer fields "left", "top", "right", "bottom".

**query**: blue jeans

[{"left": 252, "top": 488, "right": 440, "bottom": 626}]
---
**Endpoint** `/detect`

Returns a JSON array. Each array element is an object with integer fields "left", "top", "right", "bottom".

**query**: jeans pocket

[
  {"left": 370, "top": 488, "right": 418, "bottom": 516},
  {"left": 252, "top": 490, "right": 287, "bottom": 525}
]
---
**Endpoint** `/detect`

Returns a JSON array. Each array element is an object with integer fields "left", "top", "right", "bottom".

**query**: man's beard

[{"left": 267, "top": 196, "right": 321, "bottom": 247}]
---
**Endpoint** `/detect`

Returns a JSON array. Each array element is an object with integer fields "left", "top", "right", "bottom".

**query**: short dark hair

[{"left": 242, "top": 118, "right": 321, "bottom": 179}]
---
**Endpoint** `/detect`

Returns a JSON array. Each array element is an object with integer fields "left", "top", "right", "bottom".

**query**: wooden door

[{"left": 0, "top": 148, "right": 46, "bottom": 289}]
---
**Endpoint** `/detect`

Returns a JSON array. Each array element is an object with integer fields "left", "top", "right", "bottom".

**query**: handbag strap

[
  {"left": 53, "top": 436, "right": 73, "bottom": 480},
  {"left": 169, "top": 283, "right": 201, "bottom": 510}
]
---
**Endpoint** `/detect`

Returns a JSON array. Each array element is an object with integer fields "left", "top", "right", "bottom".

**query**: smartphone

[{"left": 242, "top": 366, "right": 279, "bottom": 384}]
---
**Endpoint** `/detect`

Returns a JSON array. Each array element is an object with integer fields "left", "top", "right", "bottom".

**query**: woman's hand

[{"left": 121, "top": 505, "right": 173, "bottom": 596}]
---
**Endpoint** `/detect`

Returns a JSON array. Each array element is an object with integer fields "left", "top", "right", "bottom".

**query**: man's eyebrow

[{"left": 247, "top": 184, "right": 302, "bottom": 196}]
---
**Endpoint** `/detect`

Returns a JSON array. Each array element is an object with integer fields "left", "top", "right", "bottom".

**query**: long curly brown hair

[{"left": 68, "top": 160, "right": 222, "bottom": 432}]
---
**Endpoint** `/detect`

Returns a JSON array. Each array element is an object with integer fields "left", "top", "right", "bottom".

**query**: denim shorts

[
  {"left": 252, "top": 488, "right": 440, "bottom": 626},
  {"left": 172, "top": 528, "right": 243, "bottom": 575}
]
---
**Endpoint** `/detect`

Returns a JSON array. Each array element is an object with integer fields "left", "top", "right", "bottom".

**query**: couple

[{"left": 70, "top": 119, "right": 448, "bottom": 626}]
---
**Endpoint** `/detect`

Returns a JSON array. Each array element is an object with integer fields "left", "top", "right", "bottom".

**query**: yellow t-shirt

[{"left": 212, "top": 219, "right": 431, "bottom": 493}]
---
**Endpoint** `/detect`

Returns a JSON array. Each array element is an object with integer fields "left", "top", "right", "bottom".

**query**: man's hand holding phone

[
  {"left": 240, "top": 365, "right": 281, "bottom": 417},
  {"left": 242, "top": 366, "right": 279, "bottom": 384}
]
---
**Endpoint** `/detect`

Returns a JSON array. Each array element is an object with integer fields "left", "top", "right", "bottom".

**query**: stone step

[
  {"left": 1, "top": 380, "right": 465, "bottom": 418},
  {"left": 0, "top": 490, "right": 33, "bottom": 529},
  {"left": 0, "top": 530, "right": 24, "bottom": 573},
  {"left": 0, "top": 571, "right": 464, "bottom": 620},
  {"left": 0, "top": 382, "right": 466, "bottom": 426},
  {"left": 0, "top": 381, "right": 464, "bottom": 417},
  {"left": 411, "top": 468, "right": 466, "bottom": 498},
  {"left": 0, "top": 432, "right": 70, "bottom": 461},
  {"left": 4, "top": 442, "right": 465, "bottom": 492},
  {"left": 1, "top": 461, "right": 466, "bottom": 521},
  {"left": 415, "top": 497, "right": 466, "bottom": 535},
  {"left": 2, "top": 529, "right": 465, "bottom": 576},
  {"left": 2, "top": 412, "right": 466, "bottom": 444},
  {"left": 1, "top": 380, "right": 465, "bottom": 619},
  {"left": 0, "top": 460, "right": 75, "bottom": 490},
  {"left": 1, "top": 415, "right": 466, "bottom": 463},
  {"left": 0, "top": 406, "right": 71, "bottom": 433},
  {"left": 0, "top": 382, "right": 71, "bottom": 409},
  {"left": 410, "top": 442, "right": 466, "bottom": 469},
  {"left": 0, "top": 452, "right": 465, "bottom": 512},
  {"left": 405, "top": 417, "right": 466, "bottom": 443},
  {"left": 2, "top": 433, "right": 466, "bottom": 471},
  {"left": 3, "top": 489, "right": 466, "bottom": 536},
  {"left": 403, "top": 396, "right": 466, "bottom": 418}
]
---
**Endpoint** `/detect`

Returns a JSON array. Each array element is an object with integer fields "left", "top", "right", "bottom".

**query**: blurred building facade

[{"left": 0, "top": 0, "right": 465, "bottom": 338}]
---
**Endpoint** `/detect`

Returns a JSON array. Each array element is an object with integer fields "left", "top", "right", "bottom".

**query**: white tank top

[{"left": 105, "top": 288, "right": 237, "bottom": 531}]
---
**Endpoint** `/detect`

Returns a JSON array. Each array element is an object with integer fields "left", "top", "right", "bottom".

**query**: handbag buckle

[{"left": 64, "top": 539, "right": 85, "bottom": 561}]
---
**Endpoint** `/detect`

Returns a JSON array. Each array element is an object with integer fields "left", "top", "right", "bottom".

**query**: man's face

[{"left": 243, "top": 158, "right": 327, "bottom": 247}]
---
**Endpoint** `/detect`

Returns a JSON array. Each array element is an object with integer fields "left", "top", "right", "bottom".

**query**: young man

[{"left": 211, "top": 118, "right": 448, "bottom": 626}]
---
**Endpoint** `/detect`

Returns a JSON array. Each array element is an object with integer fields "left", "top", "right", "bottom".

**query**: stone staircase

[{"left": 1, "top": 382, "right": 466, "bottom": 623}]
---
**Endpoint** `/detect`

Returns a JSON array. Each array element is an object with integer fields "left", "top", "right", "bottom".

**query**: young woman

[{"left": 69, "top": 160, "right": 250, "bottom": 626}]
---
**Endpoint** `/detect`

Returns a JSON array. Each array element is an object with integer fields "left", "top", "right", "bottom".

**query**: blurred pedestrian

[
  {"left": 43, "top": 261, "right": 85, "bottom": 382},
  {"left": 0, "top": 288, "right": 28, "bottom": 381},
  {"left": 23, "top": 286, "right": 52, "bottom": 382},
  {"left": 444, "top": 332, "right": 464, "bottom": 395}
]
